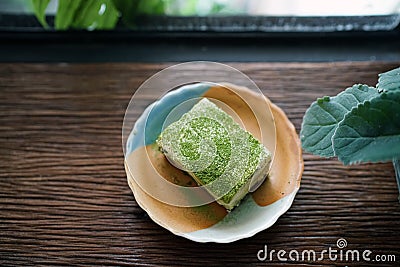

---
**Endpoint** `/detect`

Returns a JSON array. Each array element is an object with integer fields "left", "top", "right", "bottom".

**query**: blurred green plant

[
  {"left": 164, "top": 0, "right": 229, "bottom": 16},
  {"left": 32, "top": 0, "right": 228, "bottom": 30},
  {"left": 32, "top": 0, "right": 51, "bottom": 28},
  {"left": 112, "top": 0, "right": 166, "bottom": 27},
  {"left": 31, "top": 0, "right": 167, "bottom": 30}
]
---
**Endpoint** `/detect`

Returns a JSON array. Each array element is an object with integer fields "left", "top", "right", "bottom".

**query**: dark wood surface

[{"left": 1, "top": 62, "right": 400, "bottom": 266}]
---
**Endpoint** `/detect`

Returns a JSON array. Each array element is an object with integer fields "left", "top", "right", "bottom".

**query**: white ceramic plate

[{"left": 124, "top": 83, "right": 303, "bottom": 243}]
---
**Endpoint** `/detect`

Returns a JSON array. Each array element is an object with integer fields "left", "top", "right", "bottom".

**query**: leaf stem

[{"left": 393, "top": 159, "right": 400, "bottom": 203}]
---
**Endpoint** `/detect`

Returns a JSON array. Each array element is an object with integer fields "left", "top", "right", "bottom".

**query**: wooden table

[{"left": 1, "top": 62, "right": 399, "bottom": 266}]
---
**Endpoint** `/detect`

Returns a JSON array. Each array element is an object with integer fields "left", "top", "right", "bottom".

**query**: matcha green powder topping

[{"left": 157, "top": 98, "right": 266, "bottom": 203}]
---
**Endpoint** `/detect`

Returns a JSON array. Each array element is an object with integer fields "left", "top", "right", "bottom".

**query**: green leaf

[
  {"left": 333, "top": 91, "right": 400, "bottom": 164},
  {"left": 31, "top": 0, "right": 51, "bottom": 28},
  {"left": 112, "top": 0, "right": 166, "bottom": 27},
  {"left": 55, "top": 0, "right": 119, "bottom": 30},
  {"left": 112, "top": 0, "right": 137, "bottom": 11},
  {"left": 377, "top": 66, "right": 400, "bottom": 91},
  {"left": 72, "top": 0, "right": 119, "bottom": 30},
  {"left": 55, "top": 0, "right": 81, "bottom": 30},
  {"left": 300, "top": 84, "right": 379, "bottom": 157},
  {"left": 112, "top": 0, "right": 139, "bottom": 27},
  {"left": 94, "top": 1, "right": 120, "bottom": 29},
  {"left": 137, "top": 0, "right": 165, "bottom": 14}
]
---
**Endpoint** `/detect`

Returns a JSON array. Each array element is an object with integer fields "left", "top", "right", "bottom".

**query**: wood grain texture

[{"left": 1, "top": 62, "right": 400, "bottom": 266}]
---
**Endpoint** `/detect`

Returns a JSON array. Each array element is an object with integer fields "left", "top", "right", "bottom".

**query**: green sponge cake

[{"left": 157, "top": 98, "right": 271, "bottom": 210}]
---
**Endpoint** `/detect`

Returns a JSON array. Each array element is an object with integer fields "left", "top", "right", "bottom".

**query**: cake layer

[{"left": 157, "top": 98, "right": 271, "bottom": 210}]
